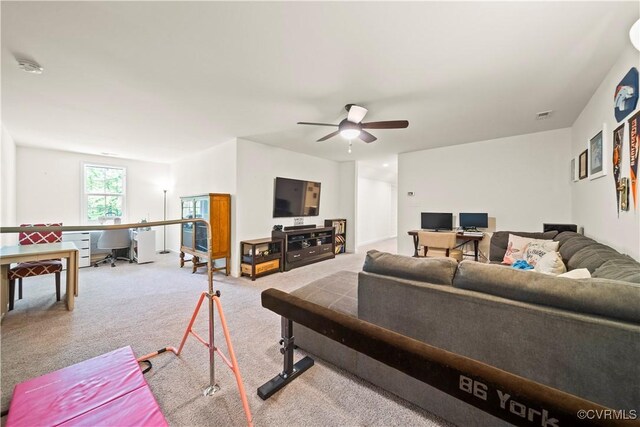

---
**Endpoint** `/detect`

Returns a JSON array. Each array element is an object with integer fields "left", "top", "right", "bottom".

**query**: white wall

[
  {"left": 338, "top": 161, "right": 357, "bottom": 252},
  {"left": 167, "top": 139, "right": 237, "bottom": 259},
  {"left": 398, "top": 128, "right": 573, "bottom": 256},
  {"left": 357, "top": 176, "right": 397, "bottom": 246},
  {"left": 571, "top": 44, "right": 640, "bottom": 259},
  {"left": 235, "top": 138, "right": 347, "bottom": 276},
  {"left": 15, "top": 146, "right": 170, "bottom": 250},
  {"left": 0, "top": 126, "right": 17, "bottom": 245}
]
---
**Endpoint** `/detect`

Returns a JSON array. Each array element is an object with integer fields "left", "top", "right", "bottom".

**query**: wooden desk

[
  {"left": 407, "top": 230, "right": 484, "bottom": 261},
  {"left": 1, "top": 242, "right": 79, "bottom": 318}
]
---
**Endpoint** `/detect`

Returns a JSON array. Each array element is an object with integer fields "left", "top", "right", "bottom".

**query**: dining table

[{"left": 0, "top": 242, "right": 79, "bottom": 319}]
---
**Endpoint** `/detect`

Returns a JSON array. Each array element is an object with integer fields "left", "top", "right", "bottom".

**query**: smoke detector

[
  {"left": 536, "top": 110, "right": 553, "bottom": 120},
  {"left": 17, "top": 58, "right": 43, "bottom": 74}
]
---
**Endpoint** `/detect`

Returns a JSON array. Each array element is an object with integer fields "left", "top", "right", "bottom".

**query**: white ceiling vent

[
  {"left": 536, "top": 110, "right": 553, "bottom": 120},
  {"left": 17, "top": 58, "right": 43, "bottom": 74}
]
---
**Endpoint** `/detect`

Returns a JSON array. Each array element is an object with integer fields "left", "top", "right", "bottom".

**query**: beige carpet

[{"left": 1, "top": 239, "right": 451, "bottom": 426}]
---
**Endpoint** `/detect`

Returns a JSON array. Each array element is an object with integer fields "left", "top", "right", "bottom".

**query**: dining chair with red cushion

[{"left": 8, "top": 223, "right": 63, "bottom": 310}]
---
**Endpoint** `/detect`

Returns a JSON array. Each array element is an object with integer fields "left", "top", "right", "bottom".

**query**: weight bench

[{"left": 7, "top": 346, "right": 167, "bottom": 427}]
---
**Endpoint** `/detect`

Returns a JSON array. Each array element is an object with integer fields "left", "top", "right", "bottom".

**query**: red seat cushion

[{"left": 8, "top": 261, "right": 63, "bottom": 280}]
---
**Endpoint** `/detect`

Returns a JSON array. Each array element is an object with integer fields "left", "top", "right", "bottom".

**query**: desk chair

[
  {"left": 418, "top": 231, "right": 463, "bottom": 262},
  {"left": 95, "top": 229, "right": 132, "bottom": 267},
  {"left": 8, "top": 223, "right": 63, "bottom": 310}
]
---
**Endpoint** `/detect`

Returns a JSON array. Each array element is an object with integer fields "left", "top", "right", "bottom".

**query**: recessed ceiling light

[
  {"left": 17, "top": 58, "right": 43, "bottom": 74},
  {"left": 383, "top": 163, "right": 389, "bottom": 167}
]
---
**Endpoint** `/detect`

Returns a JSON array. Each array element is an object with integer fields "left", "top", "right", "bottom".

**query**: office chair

[
  {"left": 8, "top": 223, "right": 63, "bottom": 310},
  {"left": 418, "top": 231, "right": 463, "bottom": 262},
  {"left": 95, "top": 228, "right": 132, "bottom": 267}
]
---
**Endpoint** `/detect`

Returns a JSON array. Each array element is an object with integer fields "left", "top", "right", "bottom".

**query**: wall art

[
  {"left": 589, "top": 127, "right": 607, "bottom": 180},
  {"left": 614, "top": 67, "right": 639, "bottom": 122},
  {"left": 628, "top": 111, "right": 639, "bottom": 210},
  {"left": 613, "top": 123, "right": 625, "bottom": 216},
  {"left": 578, "top": 149, "right": 588, "bottom": 180}
]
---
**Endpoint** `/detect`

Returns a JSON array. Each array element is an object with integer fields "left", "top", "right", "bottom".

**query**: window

[{"left": 83, "top": 164, "right": 126, "bottom": 222}]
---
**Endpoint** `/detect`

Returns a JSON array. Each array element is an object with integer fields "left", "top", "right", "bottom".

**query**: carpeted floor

[{"left": 1, "top": 238, "right": 451, "bottom": 426}]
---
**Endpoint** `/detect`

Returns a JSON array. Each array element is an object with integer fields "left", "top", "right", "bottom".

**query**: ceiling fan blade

[
  {"left": 317, "top": 130, "right": 340, "bottom": 142},
  {"left": 361, "top": 120, "right": 409, "bottom": 129},
  {"left": 347, "top": 105, "right": 368, "bottom": 123},
  {"left": 297, "top": 122, "right": 339, "bottom": 127},
  {"left": 359, "top": 131, "right": 377, "bottom": 143}
]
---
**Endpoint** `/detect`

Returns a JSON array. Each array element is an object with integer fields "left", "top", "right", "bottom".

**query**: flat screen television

[
  {"left": 421, "top": 212, "right": 453, "bottom": 231},
  {"left": 273, "top": 177, "right": 321, "bottom": 217},
  {"left": 459, "top": 212, "right": 489, "bottom": 230}
]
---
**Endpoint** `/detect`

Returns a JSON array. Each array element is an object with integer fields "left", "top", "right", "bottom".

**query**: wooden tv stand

[{"left": 272, "top": 226, "right": 335, "bottom": 271}]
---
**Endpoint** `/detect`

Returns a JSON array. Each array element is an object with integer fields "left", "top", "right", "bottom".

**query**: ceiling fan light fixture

[
  {"left": 298, "top": 104, "right": 408, "bottom": 143},
  {"left": 340, "top": 129, "right": 361, "bottom": 139},
  {"left": 339, "top": 119, "right": 361, "bottom": 140}
]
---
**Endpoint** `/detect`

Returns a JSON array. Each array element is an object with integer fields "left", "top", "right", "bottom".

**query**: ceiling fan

[{"left": 297, "top": 104, "right": 409, "bottom": 143}]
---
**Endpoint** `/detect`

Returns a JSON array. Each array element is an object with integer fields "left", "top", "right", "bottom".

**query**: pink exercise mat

[{"left": 7, "top": 346, "right": 167, "bottom": 427}]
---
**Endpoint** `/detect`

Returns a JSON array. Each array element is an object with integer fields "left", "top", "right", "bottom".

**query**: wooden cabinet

[
  {"left": 180, "top": 193, "right": 231, "bottom": 275},
  {"left": 240, "top": 238, "right": 283, "bottom": 280},
  {"left": 272, "top": 226, "right": 335, "bottom": 271}
]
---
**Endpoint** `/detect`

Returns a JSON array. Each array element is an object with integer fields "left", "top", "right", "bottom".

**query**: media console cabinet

[{"left": 272, "top": 226, "right": 335, "bottom": 271}]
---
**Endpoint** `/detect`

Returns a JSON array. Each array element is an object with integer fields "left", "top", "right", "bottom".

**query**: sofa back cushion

[
  {"left": 363, "top": 250, "right": 457, "bottom": 286},
  {"left": 553, "top": 231, "right": 581, "bottom": 244},
  {"left": 489, "top": 231, "right": 558, "bottom": 262},
  {"left": 558, "top": 236, "right": 597, "bottom": 264},
  {"left": 593, "top": 256, "right": 640, "bottom": 284},
  {"left": 453, "top": 261, "right": 640, "bottom": 323},
  {"left": 567, "top": 244, "right": 620, "bottom": 273}
]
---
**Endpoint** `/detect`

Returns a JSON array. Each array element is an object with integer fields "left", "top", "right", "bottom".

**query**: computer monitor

[
  {"left": 421, "top": 212, "right": 453, "bottom": 231},
  {"left": 459, "top": 213, "right": 488, "bottom": 230}
]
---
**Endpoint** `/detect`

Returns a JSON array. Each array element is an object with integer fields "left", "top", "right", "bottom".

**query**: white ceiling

[{"left": 2, "top": 2, "right": 638, "bottom": 163}]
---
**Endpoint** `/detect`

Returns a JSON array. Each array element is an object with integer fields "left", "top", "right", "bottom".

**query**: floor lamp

[{"left": 160, "top": 189, "right": 170, "bottom": 254}]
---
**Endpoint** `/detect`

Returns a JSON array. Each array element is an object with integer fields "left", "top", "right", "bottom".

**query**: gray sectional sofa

[{"left": 290, "top": 231, "right": 640, "bottom": 426}]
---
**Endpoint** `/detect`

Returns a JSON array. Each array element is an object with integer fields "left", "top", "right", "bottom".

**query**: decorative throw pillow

[
  {"left": 503, "top": 234, "right": 535, "bottom": 265},
  {"left": 558, "top": 268, "right": 591, "bottom": 279},
  {"left": 524, "top": 240, "right": 560, "bottom": 267},
  {"left": 534, "top": 251, "right": 567, "bottom": 275}
]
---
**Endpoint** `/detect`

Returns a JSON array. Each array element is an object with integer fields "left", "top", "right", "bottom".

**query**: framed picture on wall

[
  {"left": 571, "top": 158, "right": 578, "bottom": 182},
  {"left": 589, "top": 125, "right": 607, "bottom": 180},
  {"left": 579, "top": 149, "right": 588, "bottom": 180}
]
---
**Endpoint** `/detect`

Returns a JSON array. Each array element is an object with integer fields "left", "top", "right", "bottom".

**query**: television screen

[
  {"left": 459, "top": 213, "right": 488, "bottom": 229},
  {"left": 421, "top": 212, "right": 453, "bottom": 231},
  {"left": 273, "top": 177, "right": 321, "bottom": 217}
]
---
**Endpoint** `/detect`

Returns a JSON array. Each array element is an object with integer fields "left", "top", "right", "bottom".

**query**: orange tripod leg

[
  {"left": 177, "top": 292, "right": 208, "bottom": 355},
  {"left": 212, "top": 295, "right": 253, "bottom": 427},
  {"left": 151, "top": 291, "right": 253, "bottom": 427}
]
